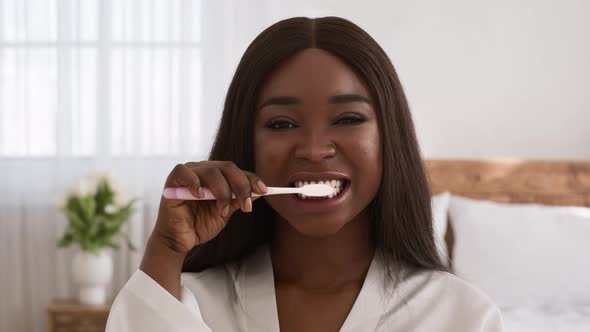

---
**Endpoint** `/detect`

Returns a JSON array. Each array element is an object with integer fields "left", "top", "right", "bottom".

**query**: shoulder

[
  {"left": 382, "top": 269, "right": 504, "bottom": 331},
  {"left": 427, "top": 270, "right": 496, "bottom": 305},
  {"left": 405, "top": 269, "right": 499, "bottom": 311}
]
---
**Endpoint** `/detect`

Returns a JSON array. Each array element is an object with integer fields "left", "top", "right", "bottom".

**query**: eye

[
  {"left": 335, "top": 115, "right": 366, "bottom": 125},
  {"left": 265, "top": 120, "right": 297, "bottom": 130}
]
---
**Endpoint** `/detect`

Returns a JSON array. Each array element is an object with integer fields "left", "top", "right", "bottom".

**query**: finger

[
  {"left": 195, "top": 167, "right": 233, "bottom": 217},
  {"left": 183, "top": 161, "right": 206, "bottom": 168},
  {"left": 217, "top": 161, "right": 253, "bottom": 213},
  {"left": 163, "top": 164, "right": 203, "bottom": 206},
  {"left": 223, "top": 197, "right": 256, "bottom": 220},
  {"left": 211, "top": 191, "right": 262, "bottom": 221},
  {"left": 186, "top": 161, "right": 267, "bottom": 197},
  {"left": 186, "top": 161, "right": 265, "bottom": 213},
  {"left": 243, "top": 171, "right": 268, "bottom": 196},
  {"left": 225, "top": 199, "right": 242, "bottom": 218}
]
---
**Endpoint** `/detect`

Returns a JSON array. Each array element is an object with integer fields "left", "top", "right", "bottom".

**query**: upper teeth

[{"left": 294, "top": 179, "right": 344, "bottom": 199}]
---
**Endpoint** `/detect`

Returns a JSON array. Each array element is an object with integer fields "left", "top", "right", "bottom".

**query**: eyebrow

[
  {"left": 329, "top": 94, "right": 370, "bottom": 104},
  {"left": 259, "top": 96, "right": 301, "bottom": 109},
  {"left": 258, "top": 94, "right": 370, "bottom": 110}
]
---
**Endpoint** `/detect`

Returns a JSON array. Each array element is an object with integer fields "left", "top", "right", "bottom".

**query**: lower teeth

[{"left": 299, "top": 195, "right": 333, "bottom": 200}]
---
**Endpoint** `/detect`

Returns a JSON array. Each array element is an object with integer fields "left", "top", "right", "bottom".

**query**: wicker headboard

[{"left": 424, "top": 160, "right": 590, "bottom": 261}]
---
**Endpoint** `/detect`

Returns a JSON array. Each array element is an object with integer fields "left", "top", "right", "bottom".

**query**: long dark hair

[{"left": 183, "top": 17, "right": 448, "bottom": 284}]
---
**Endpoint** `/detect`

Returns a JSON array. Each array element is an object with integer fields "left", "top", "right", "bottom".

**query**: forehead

[{"left": 256, "top": 48, "right": 370, "bottom": 104}]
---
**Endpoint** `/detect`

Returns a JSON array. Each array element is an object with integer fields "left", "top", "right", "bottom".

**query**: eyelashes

[
  {"left": 265, "top": 121, "right": 296, "bottom": 130},
  {"left": 336, "top": 116, "right": 366, "bottom": 125},
  {"left": 265, "top": 115, "right": 367, "bottom": 130}
]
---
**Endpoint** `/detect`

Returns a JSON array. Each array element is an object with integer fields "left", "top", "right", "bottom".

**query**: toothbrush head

[{"left": 299, "top": 183, "right": 334, "bottom": 197}]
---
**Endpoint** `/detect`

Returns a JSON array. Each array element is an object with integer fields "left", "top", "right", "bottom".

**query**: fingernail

[
  {"left": 244, "top": 197, "right": 252, "bottom": 212},
  {"left": 197, "top": 187, "right": 204, "bottom": 198},
  {"left": 222, "top": 205, "right": 230, "bottom": 217},
  {"left": 257, "top": 180, "right": 268, "bottom": 193}
]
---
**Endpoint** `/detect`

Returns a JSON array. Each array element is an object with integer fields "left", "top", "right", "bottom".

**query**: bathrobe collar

[{"left": 234, "top": 245, "right": 388, "bottom": 332}]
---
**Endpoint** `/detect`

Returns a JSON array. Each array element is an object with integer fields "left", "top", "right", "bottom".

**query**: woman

[{"left": 107, "top": 17, "right": 503, "bottom": 331}]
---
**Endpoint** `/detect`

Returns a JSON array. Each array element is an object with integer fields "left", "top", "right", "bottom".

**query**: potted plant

[{"left": 57, "top": 172, "right": 137, "bottom": 305}]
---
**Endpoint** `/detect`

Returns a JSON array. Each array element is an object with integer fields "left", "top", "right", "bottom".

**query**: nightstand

[{"left": 47, "top": 299, "right": 111, "bottom": 332}]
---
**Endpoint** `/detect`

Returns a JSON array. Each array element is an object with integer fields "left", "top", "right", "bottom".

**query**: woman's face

[{"left": 254, "top": 48, "right": 382, "bottom": 237}]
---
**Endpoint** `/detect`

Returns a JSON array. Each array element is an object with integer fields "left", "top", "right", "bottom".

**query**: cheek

[
  {"left": 254, "top": 130, "right": 291, "bottom": 182},
  {"left": 345, "top": 126, "right": 381, "bottom": 163},
  {"left": 348, "top": 126, "right": 382, "bottom": 184},
  {"left": 369, "top": 130, "right": 382, "bottom": 168}
]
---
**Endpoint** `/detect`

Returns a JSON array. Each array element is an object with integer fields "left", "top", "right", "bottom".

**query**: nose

[{"left": 294, "top": 129, "right": 336, "bottom": 162}]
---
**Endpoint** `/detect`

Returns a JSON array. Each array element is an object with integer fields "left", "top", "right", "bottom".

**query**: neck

[{"left": 270, "top": 210, "right": 375, "bottom": 291}]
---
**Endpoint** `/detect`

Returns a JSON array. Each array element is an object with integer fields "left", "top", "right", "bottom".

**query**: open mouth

[{"left": 288, "top": 179, "right": 351, "bottom": 200}]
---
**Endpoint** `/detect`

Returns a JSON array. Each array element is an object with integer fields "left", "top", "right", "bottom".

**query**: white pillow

[
  {"left": 431, "top": 192, "right": 451, "bottom": 266},
  {"left": 449, "top": 195, "right": 590, "bottom": 308}
]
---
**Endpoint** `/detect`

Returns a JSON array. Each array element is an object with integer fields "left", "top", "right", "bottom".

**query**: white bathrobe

[{"left": 106, "top": 245, "right": 503, "bottom": 331}]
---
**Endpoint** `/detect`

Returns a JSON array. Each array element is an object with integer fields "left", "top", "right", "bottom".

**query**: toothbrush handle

[
  {"left": 162, "top": 186, "right": 298, "bottom": 200},
  {"left": 162, "top": 187, "right": 239, "bottom": 200}
]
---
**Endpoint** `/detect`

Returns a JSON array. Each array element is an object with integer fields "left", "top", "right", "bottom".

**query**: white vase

[{"left": 71, "top": 249, "right": 113, "bottom": 305}]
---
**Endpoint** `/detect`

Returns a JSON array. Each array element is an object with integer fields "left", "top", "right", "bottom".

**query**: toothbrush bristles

[{"left": 301, "top": 183, "right": 334, "bottom": 197}]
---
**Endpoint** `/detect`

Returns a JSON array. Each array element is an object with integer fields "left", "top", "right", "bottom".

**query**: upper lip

[{"left": 287, "top": 171, "right": 350, "bottom": 185}]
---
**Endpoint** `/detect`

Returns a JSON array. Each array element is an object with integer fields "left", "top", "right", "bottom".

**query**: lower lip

[{"left": 288, "top": 181, "right": 351, "bottom": 212}]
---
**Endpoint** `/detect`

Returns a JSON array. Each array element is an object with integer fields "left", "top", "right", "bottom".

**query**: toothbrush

[{"left": 162, "top": 183, "right": 334, "bottom": 200}]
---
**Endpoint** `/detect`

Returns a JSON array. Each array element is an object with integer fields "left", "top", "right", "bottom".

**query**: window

[{"left": 0, "top": 0, "right": 203, "bottom": 157}]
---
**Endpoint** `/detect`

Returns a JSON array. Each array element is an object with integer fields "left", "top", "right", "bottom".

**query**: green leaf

[
  {"left": 58, "top": 183, "right": 138, "bottom": 252},
  {"left": 108, "top": 199, "right": 136, "bottom": 222},
  {"left": 79, "top": 196, "right": 96, "bottom": 222},
  {"left": 65, "top": 209, "right": 86, "bottom": 234},
  {"left": 57, "top": 232, "right": 75, "bottom": 248},
  {"left": 107, "top": 242, "right": 120, "bottom": 250},
  {"left": 123, "top": 233, "right": 137, "bottom": 251},
  {"left": 89, "top": 243, "right": 101, "bottom": 254},
  {"left": 87, "top": 219, "right": 101, "bottom": 239},
  {"left": 95, "top": 178, "right": 115, "bottom": 214},
  {"left": 79, "top": 235, "right": 91, "bottom": 251},
  {"left": 66, "top": 197, "right": 84, "bottom": 222}
]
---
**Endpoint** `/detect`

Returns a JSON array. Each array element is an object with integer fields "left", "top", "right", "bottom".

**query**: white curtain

[{"left": 0, "top": 0, "right": 285, "bottom": 330}]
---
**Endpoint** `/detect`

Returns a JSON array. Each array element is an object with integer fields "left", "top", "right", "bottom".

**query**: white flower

[
  {"left": 73, "top": 170, "right": 106, "bottom": 197},
  {"left": 105, "top": 173, "right": 128, "bottom": 206},
  {"left": 55, "top": 191, "right": 69, "bottom": 210},
  {"left": 57, "top": 170, "right": 132, "bottom": 209},
  {"left": 105, "top": 204, "right": 117, "bottom": 214}
]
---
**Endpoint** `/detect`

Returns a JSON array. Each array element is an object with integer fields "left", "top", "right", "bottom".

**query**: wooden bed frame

[{"left": 424, "top": 159, "right": 590, "bottom": 262}]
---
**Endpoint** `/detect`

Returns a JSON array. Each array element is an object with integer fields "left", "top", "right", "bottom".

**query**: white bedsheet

[{"left": 502, "top": 305, "right": 590, "bottom": 332}]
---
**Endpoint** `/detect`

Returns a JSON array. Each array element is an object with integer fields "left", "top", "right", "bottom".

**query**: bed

[{"left": 425, "top": 160, "right": 590, "bottom": 332}]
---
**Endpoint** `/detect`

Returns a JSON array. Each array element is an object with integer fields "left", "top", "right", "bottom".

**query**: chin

[{"left": 284, "top": 215, "right": 349, "bottom": 238}]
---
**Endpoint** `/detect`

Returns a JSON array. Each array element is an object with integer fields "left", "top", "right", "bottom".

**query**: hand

[{"left": 152, "top": 161, "right": 268, "bottom": 254}]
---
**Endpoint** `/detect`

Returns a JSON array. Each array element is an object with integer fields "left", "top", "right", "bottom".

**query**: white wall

[{"left": 214, "top": 0, "right": 590, "bottom": 159}]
